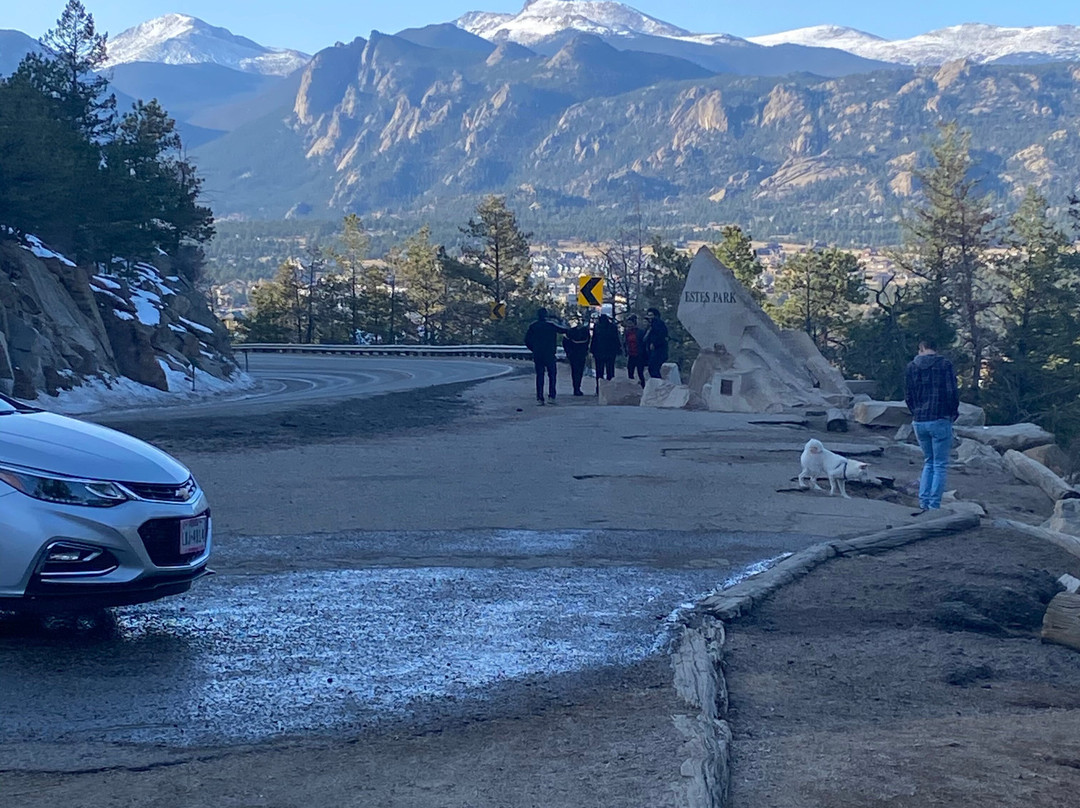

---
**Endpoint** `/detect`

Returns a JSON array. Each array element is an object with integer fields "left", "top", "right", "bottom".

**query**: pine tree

[
  {"left": 460, "top": 195, "right": 531, "bottom": 302},
  {"left": 713, "top": 225, "right": 765, "bottom": 304},
  {"left": 32, "top": 1, "right": 115, "bottom": 140},
  {"left": 984, "top": 188, "right": 1080, "bottom": 438},
  {"left": 328, "top": 214, "right": 371, "bottom": 343},
  {"left": 239, "top": 261, "right": 305, "bottom": 343},
  {"left": 0, "top": 75, "right": 91, "bottom": 243},
  {"left": 391, "top": 226, "right": 444, "bottom": 344},
  {"left": 769, "top": 247, "right": 865, "bottom": 362},
  {"left": 459, "top": 195, "right": 535, "bottom": 342},
  {"left": 895, "top": 122, "right": 997, "bottom": 399}
]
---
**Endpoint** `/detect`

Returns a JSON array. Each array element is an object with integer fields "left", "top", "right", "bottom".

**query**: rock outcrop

[
  {"left": 677, "top": 247, "right": 851, "bottom": 415},
  {"left": 1, "top": 235, "right": 237, "bottom": 400},
  {"left": 955, "top": 423, "right": 1056, "bottom": 453}
]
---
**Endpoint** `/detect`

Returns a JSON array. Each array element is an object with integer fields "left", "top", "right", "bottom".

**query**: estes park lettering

[{"left": 684, "top": 291, "right": 738, "bottom": 303}]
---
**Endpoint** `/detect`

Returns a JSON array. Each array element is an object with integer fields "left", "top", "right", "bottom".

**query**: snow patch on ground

[
  {"left": 107, "top": 562, "right": 756, "bottom": 744},
  {"left": 30, "top": 369, "right": 257, "bottom": 416}
]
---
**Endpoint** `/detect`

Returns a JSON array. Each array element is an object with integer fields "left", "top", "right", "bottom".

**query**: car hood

[{"left": 0, "top": 411, "right": 190, "bottom": 484}]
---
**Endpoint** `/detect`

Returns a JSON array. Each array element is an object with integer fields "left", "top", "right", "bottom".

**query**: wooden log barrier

[
  {"left": 1003, "top": 449, "right": 1079, "bottom": 502},
  {"left": 1042, "top": 592, "right": 1080, "bottom": 652}
]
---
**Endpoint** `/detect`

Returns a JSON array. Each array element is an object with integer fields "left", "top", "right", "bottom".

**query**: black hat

[{"left": 537, "top": 307, "right": 548, "bottom": 320}]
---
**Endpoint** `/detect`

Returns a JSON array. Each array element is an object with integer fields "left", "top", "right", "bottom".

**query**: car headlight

[{"left": 0, "top": 464, "right": 129, "bottom": 507}]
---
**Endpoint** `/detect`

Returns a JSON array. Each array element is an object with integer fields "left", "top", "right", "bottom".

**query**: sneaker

[
  {"left": 911, "top": 508, "right": 929, "bottom": 517},
  {"left": 536, "top": 399, "right": 545, "bottom": 406},
  {"left": 547, "top": 398, "right": 557, "bottom": 406},
  {"left": 573, "top": 391, "right": 584, "bottom": 396}
]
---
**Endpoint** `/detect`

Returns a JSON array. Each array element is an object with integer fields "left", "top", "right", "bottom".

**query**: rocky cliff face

[
  {"left": 0, "top": 235, "right": 237, "bottom": 401},
  {"left": 192, "top": 43, "right": 1080, "bottom": 242}
]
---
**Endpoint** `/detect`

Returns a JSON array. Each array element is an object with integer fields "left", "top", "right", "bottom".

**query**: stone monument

[{"left": 676, "top": 246, "right": 852, "bottom": 414}]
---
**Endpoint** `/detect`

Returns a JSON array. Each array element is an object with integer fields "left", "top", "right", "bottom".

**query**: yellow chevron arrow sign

[{"left": 577, "top": 276, "right": 604, "bottom": 307}]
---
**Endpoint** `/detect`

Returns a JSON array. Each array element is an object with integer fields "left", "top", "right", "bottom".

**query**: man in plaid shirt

[{"left": 905, "top": 338, "right": 960, "bottom": 512}]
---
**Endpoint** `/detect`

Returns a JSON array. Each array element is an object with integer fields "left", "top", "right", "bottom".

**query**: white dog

[{"left": 799, "top": 438, "right": 872, "bottom": 499}]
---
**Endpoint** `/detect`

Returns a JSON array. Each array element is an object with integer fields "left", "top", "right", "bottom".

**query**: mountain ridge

[
  {"left": 750, "top": 22, "right": 1080, "bottom": 66},
  {"left": 104, "top": 13, "right": 310, "bottom": 76}
]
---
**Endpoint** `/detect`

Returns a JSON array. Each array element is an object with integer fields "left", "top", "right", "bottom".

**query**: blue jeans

[{"left": 913, "top": 419, "right": 953, "bottom": 509}]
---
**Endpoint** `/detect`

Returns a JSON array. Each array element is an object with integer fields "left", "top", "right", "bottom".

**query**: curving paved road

[{"left": 104, "top": 354, "right": 517, "bottom": 420}]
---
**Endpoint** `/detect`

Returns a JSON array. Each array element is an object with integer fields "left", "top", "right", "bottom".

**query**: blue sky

[{"left": 7, "top": 1, "right": 1079, "bottom": 54}]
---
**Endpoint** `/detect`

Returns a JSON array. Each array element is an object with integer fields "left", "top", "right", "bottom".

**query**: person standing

[
  {"left": 623, "top": 314, "right": 646, "bottom": 387},
  {"left": 590, "top": 313, "right": 621, "bottom": 382},
  {"left": 643, "top": 307, "right": 669, "bottom": 379},
  {"left": 524, "top": 308, "right": 565, "bottom": 405},
  {"left": 904, "top": 338, "right": 959, "bottom": 512},
  {"left": 562, "top": 320, "right": 591, "bottom": 396}
]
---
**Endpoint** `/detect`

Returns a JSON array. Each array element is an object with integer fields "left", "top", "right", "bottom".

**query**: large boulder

[
  {"left": 598, "top": 376, "right": 643, "bottom": 406},
  {"left": 853, "top": 400, "right": 911, "bottom": 428},
  {"left": 1043, "top": 499, "right": 1080, "bottom": 535},
  {"left": 858, "top": 400, "right": 983, "bottom": 429},
  {"left": 956, "top": 438, "right": 1005, "bottom": 471},
  {"left": 955, "top": 423, "right": 1055, "bottom": 452},
  {"left": 701, "top": 368, "right": 788, "bottom": 414},
  {"left": 100, "top": 313, "right": 168, "bottom": 391},
  {"left": 660, "top": 362, "right": 682, "bottom": 385},
  {"left": 889, "top": 442, "right": 926, "bottom": 462},
  {"left": 677, "top": 247, "right": 847, "bottom": 414},
  {"left": 779, "top": 329, "right": 852, "bottom": 401},
  {"left": 1024, "top": 444, "right": 1071, "bottom": 479},
  {"left": 640, "top": 378, "right": 690, "bottom": 409},
  {"left": 956, "top": 402, "right": 986, "bottom": 427}
]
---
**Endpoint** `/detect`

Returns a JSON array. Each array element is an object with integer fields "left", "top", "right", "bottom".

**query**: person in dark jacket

[
  {"left": 642, "top": 307, "right": 669, "bottom": 379},
  {"left": 904, "top": 338, "right": 960, "bottom": 512},
  {"left": 562, "top": 320, "right": 591, "bottom": 396},
  {"left": 524, "top": 307, "right": 566, "bottom": 405},
  {"left": 590, "top": 313, "right": 621, "bottom": 381},
  {"left": 623, "top": 314, "right": 647, "bottom": 387}
]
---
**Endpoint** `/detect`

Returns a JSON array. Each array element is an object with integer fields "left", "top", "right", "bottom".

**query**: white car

[{"left": 0, "top": 393, "right": 211, "bottom": 612}]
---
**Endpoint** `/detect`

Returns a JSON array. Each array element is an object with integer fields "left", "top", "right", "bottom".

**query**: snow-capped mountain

[
  {"left": 0, "top": 29, "right": 42, "bottom": 76},
  {"left": 749, "top": 23, "right": 1080, "bottom": 66},
  {"left": 746, "top": 25, "right": 886, "bottom": 53},
  {"left": 457, "top": 0, "right": 689, "bottom": 46},
  {"left": 103, "top": 14, "right": 310, "bottom": 76}
]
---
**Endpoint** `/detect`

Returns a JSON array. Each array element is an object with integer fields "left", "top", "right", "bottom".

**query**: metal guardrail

[{"left": 235, "top": 343, "right": 563, "bottom": 361}]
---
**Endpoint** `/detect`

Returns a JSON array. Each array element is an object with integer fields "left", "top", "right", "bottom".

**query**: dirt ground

[
  {"left": 8, "top": 373, "right": 1080, "bottom": 806},
  {"left": 724, "top": 526, "right": 1080, "bottom": 807}
]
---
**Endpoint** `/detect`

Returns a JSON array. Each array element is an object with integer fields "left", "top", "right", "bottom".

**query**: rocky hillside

[
  {"left": 191, "top": 41, "right": 1080, "bottom": 243},
  {"left": 0, "top": 234, "right": 238, "bottom": 402}
]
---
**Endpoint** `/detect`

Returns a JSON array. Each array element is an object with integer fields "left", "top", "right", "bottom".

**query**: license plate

[{"left": 180, "top": 515, "right": 208, "bottom": 555}]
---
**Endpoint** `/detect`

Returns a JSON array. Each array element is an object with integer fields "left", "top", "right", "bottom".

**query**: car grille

[
  {"left": 123, "top": 477, "right": 198, "bottom": 503},
  {"left": 138, "top": 511, "right": 209, "bottom": 567}
]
